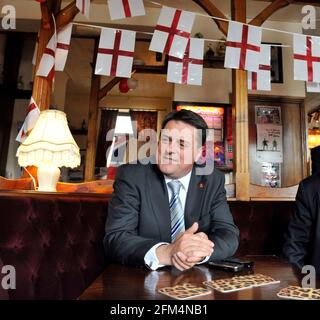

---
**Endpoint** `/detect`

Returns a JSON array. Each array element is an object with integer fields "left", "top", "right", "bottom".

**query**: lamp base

[{"left": 37, "top": 164, "right": 60, "bottom": 192}]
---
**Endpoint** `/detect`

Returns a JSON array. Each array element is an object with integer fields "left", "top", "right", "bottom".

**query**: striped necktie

[{"left": 168, "top": 180, "right": 185, "bottom": 242}]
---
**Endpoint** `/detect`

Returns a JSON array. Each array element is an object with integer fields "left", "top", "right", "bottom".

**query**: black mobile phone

[
  {"left": 208, "top": 260, "right": 244, "bottom": 273},
  {"left": 222, "top": 258, "right": 254, "bottom": 269}
]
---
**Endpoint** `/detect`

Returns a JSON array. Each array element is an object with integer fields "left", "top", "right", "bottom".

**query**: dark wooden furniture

[
  {"left": 0, "top": 176, "right": 114, "bottom": 194},
  {"left": 0, "top": 176, "right": 35, "bottom": 190},
  {"left": 79, "top": 256, "right": 319, "bottom": 300}
]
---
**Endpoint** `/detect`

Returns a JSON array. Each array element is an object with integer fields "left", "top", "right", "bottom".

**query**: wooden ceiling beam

[
  {"left": 56, "top": 1, "right": 80, "bottom": 31},
  {"left": 260, "top": 0, "right": 320, "bottom": 6},
  {"left": 99, "top": 78, "right": 121, "bottom": 101},
  {"left": 40, "top": 2, "right": 51, "bottom": 29},
  {"left": 33, "top": 1, "right": 80, "bottom": 111},
  {"left": 192, "top": 0, "right": 228, "bottom": 36},
  {"left": 249, "top": 0, "right": 295, "bottom": 26}
]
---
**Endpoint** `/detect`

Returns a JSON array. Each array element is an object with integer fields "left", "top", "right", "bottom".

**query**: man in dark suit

[
  {"left": 311, "top": 145, "right": 320, "bottom": 175},
  {"left": 104, "top": 109, "right": 239, "bottom": 270},
  {"left": 283, "top": 173, "right": 320, "bottom": 274}
]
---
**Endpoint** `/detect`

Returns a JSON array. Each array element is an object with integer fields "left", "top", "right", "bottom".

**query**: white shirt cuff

[
  {"left": 196, "top": 255, "right": 210, "bottom": 265},
  {"left": 144, "top": 242, "right": 169, "bottom": 271}
]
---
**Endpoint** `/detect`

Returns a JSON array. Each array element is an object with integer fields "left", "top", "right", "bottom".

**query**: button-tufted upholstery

[
  {"left": 0, "top": 191, "right": 294, "bottom": 299},
  {"left": 0, "top": 191, "right": 110, "bottom": 300},
  {"left": 230, "top": 201, "right": 294, "bottom": 257}
]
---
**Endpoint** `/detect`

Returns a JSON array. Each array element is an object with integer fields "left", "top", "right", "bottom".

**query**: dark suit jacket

[
  {"left": 283, "top": 173, "right": 320, "bottom": 273},
  {"left": 104, "top": 162, "right": 239, "bottom": 267}
]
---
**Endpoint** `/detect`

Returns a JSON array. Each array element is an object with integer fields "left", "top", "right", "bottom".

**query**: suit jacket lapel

[
  {"left": 184, "top": 166, "right": 206, "bottom": 229},
  {"left": 147, "top": 164, "right": 171, "bottom": 242}
]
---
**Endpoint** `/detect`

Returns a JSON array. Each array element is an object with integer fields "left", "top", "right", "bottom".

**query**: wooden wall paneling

[
  {"left": 248, "top": 95, "right": 306, "bottom": 191},
  {"left": 300, "top": 101, "right": 308, "bottom": 179},
  {"left": 281, "top": 100, "right": 304, "bottom": 186}
]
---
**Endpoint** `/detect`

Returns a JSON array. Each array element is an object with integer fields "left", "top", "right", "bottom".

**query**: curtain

[
  {"left": 129, "top": 110, "right": 158, "bottom": 137},
  {"left": 95, "top": 109, "right": 118, "bottom": 168},
  {"left": 129, "top": 110, "right": 158, "bottom": 158}
]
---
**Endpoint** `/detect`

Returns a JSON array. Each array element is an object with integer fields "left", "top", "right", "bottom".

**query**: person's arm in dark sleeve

[
  {"left": 208, "top": 174, "right": 239, "bottom": 261},
  {"left": 103, "top": 165, "right": 159, "bottom": 266},
  {"left": 283, "top": 182, "right": 313, "bottom": 269}
]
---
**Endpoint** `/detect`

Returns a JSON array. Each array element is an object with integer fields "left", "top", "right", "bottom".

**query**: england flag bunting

[
  {"left": 307, "top": 82, "right": 320, "bottom": 93},
  {"left": 248, "top": 45, "right": 271, "bottom": 91},
  {"left": 36, "top": 33, "right": 56, "bottom": 81},
  {"left": 55, "top": 23, "right": 73, "bottom": 72},
  {"left": 108, "top": 0, "right": 145, "bottom": 20},
  {"left": 16, "top": 98, "right": 40, "bottom": 143},
  {"left": 95, "top": 28, "right": 136, "bottom": 78},
  {"left": 167, "top": 38, "right": 204, "bottom": 86},
  {"left": 224, "top": 21, "right": 262, "bottom": 72},
  {"left": 76, "top": 0, "right": 90, "bottom": 18},
  {"left": 294, "top": 34, "right": 320, "bottom": 83},
  {"left": 150, "top": 6, "right": 195, "bottom": 59}
]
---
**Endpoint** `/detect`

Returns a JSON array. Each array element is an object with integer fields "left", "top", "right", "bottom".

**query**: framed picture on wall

[
  {"left": 172, "top": 101, "right": 233, "bottom": 170},
  {"left": 263, "top": 42, "right": 284, "bottom": 83}
]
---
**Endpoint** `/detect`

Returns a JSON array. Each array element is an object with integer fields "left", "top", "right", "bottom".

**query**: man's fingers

[
  {"left": 179, "top": 235, "right": 214, "bottom": 250},
  {"left": 184, "top": 222, "right": 198, "bottom": 235},
  {"left": 172, "top": 257, "right": 184, "bottom": 271},
  {"left": 174, "top": 228, "right": 198, "bottom": 241},
  {"left": 195, "top": 232, "right": 208, "bottom": 240},
  {"left": 181, "top": 239, "right": 214, "bottom": 253},
  {"left": 172, "top": 252, "right": 194, "bottom": 270},
  {"left": 185, "top": 256, "right": 204, "bottom": 263},
  {"left": 184, "top": 246, "right": 214, "bottom": 258},
  {"left": 189, "top": 235, "right": 214, "bottom": 248},
  {"left": 172, "top": 255, "right": 189, "bottom": 271}
]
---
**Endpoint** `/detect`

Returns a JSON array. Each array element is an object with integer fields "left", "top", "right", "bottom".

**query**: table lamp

[{"left": 16, "top": 110, "right": 81, "bottom": 192}]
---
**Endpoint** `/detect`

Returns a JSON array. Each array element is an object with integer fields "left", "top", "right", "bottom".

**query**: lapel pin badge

[{"left": 198, "top": 182, "right": 205, "bottom": 189}]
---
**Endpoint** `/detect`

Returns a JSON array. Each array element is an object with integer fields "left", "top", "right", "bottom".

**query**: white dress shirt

[{"left": 144, "top": 170, "right": 209, "bottom": 270}]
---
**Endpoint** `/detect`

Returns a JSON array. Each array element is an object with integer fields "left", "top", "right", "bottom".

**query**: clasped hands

[{"left": 156, "top": 222, "right": 214, "bottom": 271}]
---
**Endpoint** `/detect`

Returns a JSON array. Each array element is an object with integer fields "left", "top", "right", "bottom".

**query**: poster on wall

[
  {"left": 261, "top": 162, "right": 281, "bottom": 188},
  {"left": 255, "top": 106, "right": 281, "bottom": 124},
  {"left": 256, "top": 124, "right": 283, "bottom": 163}
]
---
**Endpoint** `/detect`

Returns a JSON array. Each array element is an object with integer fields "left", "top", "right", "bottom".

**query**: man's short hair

[{"left": 161, "top": 109, "right": 208, "bottom": 146}]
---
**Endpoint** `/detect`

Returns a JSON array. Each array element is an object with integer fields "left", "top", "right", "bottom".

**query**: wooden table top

[{"left": 79, "top": 256, "right": 319, "bottom": 300}]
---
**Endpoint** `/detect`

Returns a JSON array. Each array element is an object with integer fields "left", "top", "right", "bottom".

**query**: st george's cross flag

[
  {"left": 307, "top": 82, "right": 320, "bottom": 93},
  {"left": 95, "top": 28, "right": 136, "bottom": 78},
  {"left": 55, "top": 23, "right": 73, "bottom": 72},
  {"left": 224, "top": 21, "right": 262, "bottom": 72},
  {"left": 107, "top": 0, "right": 145, "bottom": 20},
  {"left": 149, "top": 6, "right": 195, "bottom": 59},
  {"left": 36, "top": 34, "right": 56, "bottom": 80},
  {"left": 16, "top": 98, "right": 40, "bottom": 143},
  {"left": 248, "top": 44, "right": 271, "bottom": 91},
  {"left": 76, "top": 0, "right": 90, "bottom": 18},
  {"left": 167, "top": 38, "right": 204, "bottom": 86},
  {"left": 293, "top": 34, "right": 320, "bottom": 83}
]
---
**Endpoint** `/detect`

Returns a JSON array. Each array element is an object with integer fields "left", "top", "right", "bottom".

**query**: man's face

[{"left": 157, "top": 120, "right": 202, "bottom": 179}]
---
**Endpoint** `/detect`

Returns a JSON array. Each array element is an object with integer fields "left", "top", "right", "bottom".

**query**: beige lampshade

[{"left": 16, "top": 110, "right": 80, "bottom": 168}]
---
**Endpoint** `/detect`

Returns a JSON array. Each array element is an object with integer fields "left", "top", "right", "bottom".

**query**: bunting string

[
  {"left": 148, "top": 0, "right": 310, "bottom": 38},
  {"left": 71, "top": 22, "right": 291, "bottom": 48}
]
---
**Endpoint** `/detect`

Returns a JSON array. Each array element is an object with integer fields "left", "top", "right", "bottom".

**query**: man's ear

[{"left": 195, "top": 146, "right": 204, "bottom": 163}]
